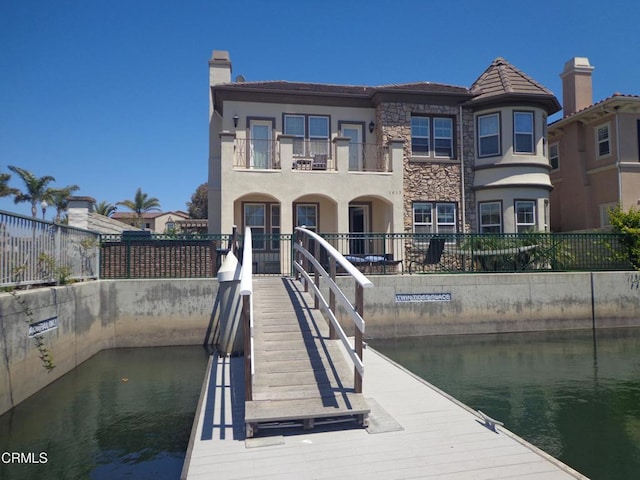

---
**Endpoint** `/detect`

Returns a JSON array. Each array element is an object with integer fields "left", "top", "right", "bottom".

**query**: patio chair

[
  {"left": 311, "top": 154, "right": 328, "bottom": 170},
  {"left": 408, "top": 237, "right": 445, "bottom": 273}
]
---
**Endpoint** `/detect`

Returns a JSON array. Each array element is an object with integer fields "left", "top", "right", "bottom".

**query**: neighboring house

[
  {"left": 112, "top": 210, "right": 190, "bottom": 233},
  {"left": 548, "top": 57, "right": 640, "bottom": 231},
  {"left": 208, "top": 51, "right": 560, "bottom": 244},
  {"left": 67, "top": 196, "right": 143, "bottom": 234}
]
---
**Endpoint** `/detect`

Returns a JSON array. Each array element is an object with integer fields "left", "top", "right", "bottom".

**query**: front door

[
  {"left": 250, "top": 121, "right": 272, "bottom": 169},
  {"left": 349, "top": 205, "right": 369, "bottom": 254},
  {"left": 342, "top": 124, "right": 363, "bottom": 171}
]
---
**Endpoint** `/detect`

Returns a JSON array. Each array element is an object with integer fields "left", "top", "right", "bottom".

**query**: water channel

[
  {"left": 0, "top": 346, "right": 208, "bottom": 480},
  {"left": 2, "top": 328, "right": 639, "bottom": 479},
  {"left": 370, "top": 326, "right": 640, "bottom": 480}
]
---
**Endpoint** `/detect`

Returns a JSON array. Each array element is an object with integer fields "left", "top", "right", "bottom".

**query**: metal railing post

[
  {"left": 354, "top": 283, "right": 364, "bottom": 394},
  {"left": 329, "top": 257, "right": 337, "bottom": 339}
]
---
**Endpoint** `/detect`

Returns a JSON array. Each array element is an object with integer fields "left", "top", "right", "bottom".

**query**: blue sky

[{"left": 1, "top": 0, "right": 639, "bottom": 219}]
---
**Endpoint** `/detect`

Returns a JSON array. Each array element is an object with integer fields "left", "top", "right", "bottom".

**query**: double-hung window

[
  {"left": 244, "top": 204, "right": 266, "bottom": 250},
  {"left": 514, "top": 111, "right": 534, "bottom": 154},
  {"left": 596, "top": 123, "right": 610, "bottom": 158},
  {"left": 412, "top": 202, "right": 457, "bottom": 234},
  {"left": 478, "top": 113, "right": 500, "bottom": 157},
  {"left": 411, "top": 116, "right": 454, "bottom": 158},
  {"left": 411, "top": 117, "right": 430, "bottom": 155},
  {"left": 479, "top": 202, "right": 502, "bottom": 233},
  {"left": 284, "top": 115, "right": 305, "bottom": 156},
  {"left": 284, "top": 114, "right": 329, "bottom": 157},
  {"left": 515, "top": 200, "right": 536, "bottom": 233},
  {"left": 549, "top": 142, "right": 559, "bottom": 170},
  {"left": 244, "top": 203, "right": 281, "bottom": 251},
  {"left": 295, "top": 204, "right": 318, "bottom": 231},
  {"left": 309, "top": 116, "right": 329, "bottom": 156}
]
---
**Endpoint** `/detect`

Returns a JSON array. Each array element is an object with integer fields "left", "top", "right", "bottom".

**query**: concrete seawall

[
  {"left": 329, "top": 271, "right": 640, "bottom": 338},
  {"left": 0, "top": 279, "right": 218, "bottom": 416},
  {"left": 2, "top": 271, "right": 640, "bottom": 416}
]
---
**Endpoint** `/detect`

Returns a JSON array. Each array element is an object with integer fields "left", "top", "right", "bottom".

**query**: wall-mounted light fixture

[
  {"left": 369, "top": 121, "right": 375, "bottom": 133},
  {"left": 233, "top": 114, "right": 239, "bottom": 128}
]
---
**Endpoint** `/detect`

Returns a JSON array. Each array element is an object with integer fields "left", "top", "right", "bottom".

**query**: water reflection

[
  {"left": 0, "top": 346, "right": 209, "bottom": 480},
  {"left": 370, "top": 327, "right": 640, "bottom": 480}
]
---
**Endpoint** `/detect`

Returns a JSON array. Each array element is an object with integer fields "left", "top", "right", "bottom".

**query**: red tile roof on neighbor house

[
  {"left": 112, "top": 210, "right": 190, "bottom": 220},
  {"left": 549, "top": 93, "right": 640, "bottom": 128}
]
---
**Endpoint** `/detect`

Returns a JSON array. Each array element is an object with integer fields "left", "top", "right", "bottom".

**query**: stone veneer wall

[{"left": 376, "top": 102, "right": 476, "bottom": 232}]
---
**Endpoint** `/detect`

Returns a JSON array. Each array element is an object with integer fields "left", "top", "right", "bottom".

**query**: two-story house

[
  {"left": 548, "top": 57, "right": 640, "bottom": 231},
  {"left": 208, "top": 51, "right": 560, "bottom": 269}
]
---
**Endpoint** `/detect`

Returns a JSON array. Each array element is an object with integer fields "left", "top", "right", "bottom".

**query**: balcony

[{"left": 230, "top": 136, "right": 393, "bottom": 173}]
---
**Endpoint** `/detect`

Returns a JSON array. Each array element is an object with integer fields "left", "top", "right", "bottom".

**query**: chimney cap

[
  {"left": 560, "top": 57, "right": 594, "bottom": 78},
  {"left": 211, "top": 50, "right": 230, "bottom": 62}
]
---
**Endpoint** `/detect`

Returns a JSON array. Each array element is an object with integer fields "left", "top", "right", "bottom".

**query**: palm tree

[
  {"left": 8, "top": 166, "right": 56, "bottom": 218},
  {"left": 49, "top": 184, "right": 80, "bottom": 222},
  {"left": 94, "top": 200, "right": 117, "bottom": 217},
  {"left": 0, "top": 170, "right": 18, "bottom": 198},
  {"left": 117, "top": 188, "right": 161, "bottom": 228}
]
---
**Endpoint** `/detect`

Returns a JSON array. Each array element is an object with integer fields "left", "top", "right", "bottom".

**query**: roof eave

[{"left": 466, "top": 92, "right": 561, "bottom": 115}]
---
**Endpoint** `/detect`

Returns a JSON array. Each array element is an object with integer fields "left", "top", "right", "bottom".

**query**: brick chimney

[
  {"left": 560, "top": 57, "right": 594, "bottom": 117},
  {"left": 209, "top": 50, "right": 232, "bottom": 86}
]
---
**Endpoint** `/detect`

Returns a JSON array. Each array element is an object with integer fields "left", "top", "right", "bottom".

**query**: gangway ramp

[{"left": 245, "top": 277, "right": 369, "bottom": 436}]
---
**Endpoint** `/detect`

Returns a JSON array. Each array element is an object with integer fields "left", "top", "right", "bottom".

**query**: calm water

[
  {"left": 0, "top": 346, "right": 209, "bottom": 480},
  {"left": 370, "top": 327, "right": 640, "bottom": 480}
]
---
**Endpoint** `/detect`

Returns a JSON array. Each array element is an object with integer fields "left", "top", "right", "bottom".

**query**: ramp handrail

[
  {"left": 293, "top": 226, "right": 373, "bottom": 393},
  {"left": 240, "top": 227, "right": 254, "bottom": 401}
]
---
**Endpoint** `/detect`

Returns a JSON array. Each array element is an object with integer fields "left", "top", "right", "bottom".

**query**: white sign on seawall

[
  {"left": 28, "top": 317, "right": 58, "bottom": 337},
  {"left": 395, "top": 293, "right": 452, "bottom": 303}
]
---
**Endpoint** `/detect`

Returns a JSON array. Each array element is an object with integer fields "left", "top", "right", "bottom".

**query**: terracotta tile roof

[
  {"left": 470, "top": 57, "right": 555, "bottom": 100},
  {"left": 549, "top": 93, "right": 640, "bottom": 127}
]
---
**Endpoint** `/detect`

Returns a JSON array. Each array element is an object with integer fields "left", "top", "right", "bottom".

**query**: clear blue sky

[{"left": 1, "top": 0, "right": 639, "bottom": 219}]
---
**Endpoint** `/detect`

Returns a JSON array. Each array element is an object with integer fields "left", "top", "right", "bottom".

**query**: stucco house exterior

[
  {"left": 112, "top": 210, "right": 190, "bottom": 233},
  {"left": 548, "top": 57, "right": 640, "bottom": 231},
  {"left": 208, "top": 51, "right": 560, "bottom": 245}
]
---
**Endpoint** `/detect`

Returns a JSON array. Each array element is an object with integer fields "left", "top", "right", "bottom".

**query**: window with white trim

[
  {"left": 477, "top": 113, "right": 500, "bottom": 157},
  {"left": 295, "top": 204, "right": 318, "bottom": 231},
  {"left": 479, "top": 202, "right": 502, "bottom": 233},
  {"left": 549, "top": 142, "right": 559, "bottom": 170},
  {"left": 244, "top": 204, "right": 266, "bottom": 249},
  {"left": 599, "top": 203, "right": 616, "bottom": 228},
  {"left": 412, "top": 202, "right": 457, "bottom": 234},
  {"left": 596, "top": 123, "right": 610, "bottom": 158},
  {"left": 515, "top": 200, "right": 536, "bottom": 233},
  {"left": 284, "top": 114, "right": 329, "bottom": 157},
  {"left": 411, "top": 117, "right": 430, "bottom": 155},
  {"left": 244, "top": 202, "right": 281, "bottom": 251},
  {"left": 514, "top": 111, "right": 534, "bottom": 153},
  {"left": 411, "top": 115, "right": 454, "bottom": 158}
]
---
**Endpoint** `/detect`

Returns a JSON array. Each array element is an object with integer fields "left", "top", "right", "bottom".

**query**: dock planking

[{"left": 245, "top": 277, "right": 369, "bottom": 436}]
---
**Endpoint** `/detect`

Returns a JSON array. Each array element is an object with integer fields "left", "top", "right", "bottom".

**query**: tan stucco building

[
  {"left": 549, "top": 57, "right": 640, "bottom": 231},
  {"left": 208, "top": 51, "right": 561, "bottom": 243}
]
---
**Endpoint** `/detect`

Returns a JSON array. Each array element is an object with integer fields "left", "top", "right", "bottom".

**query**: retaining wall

[
  {"left": 2, "top": 271, "right": 640, "bottom": 416},
  {"left": 0, "top": 279, "right": 218, "bottom": 416},
  {"left": 328, "top": 271, "right": 640, "bottom": 338}
]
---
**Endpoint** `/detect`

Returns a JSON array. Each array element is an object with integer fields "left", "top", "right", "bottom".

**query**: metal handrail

[
  {"left": 240, "top": 227, "right": 255, "bottom": 401},
  {"left": 293, "top": 226, "right": 373, "bottom": 393}
]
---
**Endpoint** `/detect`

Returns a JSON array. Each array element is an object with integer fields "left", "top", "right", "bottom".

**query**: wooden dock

[
  {"left": 245, "top": 277, "right": 369, "bottom": 436},
  {"left": 182, "top": 276, "right": 588, "bottom": 480}
]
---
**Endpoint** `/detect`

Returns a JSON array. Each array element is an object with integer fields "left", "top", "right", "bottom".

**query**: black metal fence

[{"left": 98, "top": 231, "right": 632, "bottom": 279}]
